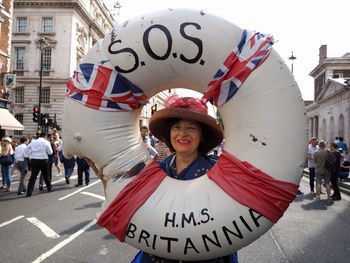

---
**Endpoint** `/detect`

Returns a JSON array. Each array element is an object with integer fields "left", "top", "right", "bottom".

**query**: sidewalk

[{"left": 303, "top": 168, "right": 350, "bottom": 195}]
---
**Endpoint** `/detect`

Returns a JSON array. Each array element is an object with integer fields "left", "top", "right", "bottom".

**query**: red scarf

[{"left": 97, "top": 150, "right": 299, "bottom": 241}]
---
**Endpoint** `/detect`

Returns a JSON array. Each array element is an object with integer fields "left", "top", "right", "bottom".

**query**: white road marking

[
  {"left": 31, "top": 219, "right": 97, "bottom": 263},
  {"left": 58, "top": 180, "right": 101, "bottom": 201},
  {"left": 0, "top": 215, "right": 24, "bottom": 228},
  {"left": 81, "top": 191, "right": 105, "bottom": 201},
  {"left": 26, "top": 217, "right": 60, "bottom": 239}
]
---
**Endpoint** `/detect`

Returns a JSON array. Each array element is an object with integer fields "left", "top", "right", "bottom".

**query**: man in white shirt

[
  {"left": 307, "top": 137, "right": 319, "bottom": 194},
  {"left": 25, "top": 132, "right": 53, "bottom": 197},
  {"left": 15, "top": 137, "right": 29, "bottom": 195}
]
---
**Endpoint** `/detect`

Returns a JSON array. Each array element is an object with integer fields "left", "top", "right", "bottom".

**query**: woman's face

[{"left": 170, "top": 119, "right": 202, "bottom": 156}]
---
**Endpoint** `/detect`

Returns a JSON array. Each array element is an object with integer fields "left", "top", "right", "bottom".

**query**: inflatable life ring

[{"left": 63, "top": 9, "right": 307, "bottom": 260}]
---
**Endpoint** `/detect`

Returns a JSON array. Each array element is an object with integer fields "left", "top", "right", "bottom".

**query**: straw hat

[
  {"left": 149, "top": 95, "right": 223, "bottom": 154},
  {"left": 3, "top": 137, "right": 12, "bottom": 143}
]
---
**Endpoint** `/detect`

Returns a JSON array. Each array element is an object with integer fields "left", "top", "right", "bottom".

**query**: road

[{"left": 1, "top": 168, "right": 349, "bottom": 263}]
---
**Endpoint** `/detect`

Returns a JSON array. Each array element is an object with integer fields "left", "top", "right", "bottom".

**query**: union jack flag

[
  {"left": 66, "top": 63, "right": 148, "bottom": 111},
  {"left": 201, "top": 30, "right": 274, "bottom": 107}
]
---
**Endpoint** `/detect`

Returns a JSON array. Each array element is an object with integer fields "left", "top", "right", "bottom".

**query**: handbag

[{"left": 0, "top": 154, "right": 14, "bottom": 165}]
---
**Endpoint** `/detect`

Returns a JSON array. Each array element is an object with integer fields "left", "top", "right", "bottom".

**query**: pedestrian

[
  {"left": 140, "top": 126, "right": 158, "bottom": 159},
  {"left": 307, "top": 137, "right": 318, "bottom": 194},
  {"left": 60, "top": 148, "right": 76, "bottom": 185},
  {"left": 134, "top": 95, "right": 238, "bottom": 262},
  {"left": 336, "top": 137, "right": 348, "bottom": 161},
  {"left": 39, "top": 134, "right": 56, "bottom": 190},
  {"left": 313, "top": 140, "right": 331, "bottom": 201},
  {"left": 52, "top": 135, "right": 62, "bottom": 176},
  {"left": 76, "top": 157, "right": 90, "bottom": 186},
  {"left": 154, "top": 139, "right": 171, "bottom": 163},
  {"left": 25, "top": 132, "right": 54, "bottom": 197},
  {"left": 10, "top": 136, "right": 19, "bottom": 176},
  {"left": 52, "top": 127, "right": 60, "bottom": 141},
  {"left": 14, "top": 137, "right": 29, "bottom": 195},
  {"left": 0, "top": 137, "right": 14, "bottom": 192},
  {"left": 339, "top": 160, "right": 350, "bottom": 180},
  {"left": 329, "top": 143, "right": 342, "bottom": 200}
]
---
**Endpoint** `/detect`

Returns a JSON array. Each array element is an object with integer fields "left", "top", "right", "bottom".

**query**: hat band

[{"left": 165, "top": 95, "right": 208, "bottom": 114}]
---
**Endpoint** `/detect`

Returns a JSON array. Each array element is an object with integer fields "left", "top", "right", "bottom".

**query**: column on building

[
  {"left": 308, "top": 117, "right": 314, "bottom": 140},
  {"left": 313, "top": 116, "right": 318, "bottom": 139}
]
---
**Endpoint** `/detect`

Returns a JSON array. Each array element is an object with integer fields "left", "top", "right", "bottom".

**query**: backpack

[{"left": 325, "top": 150, "right": 337, "bottom": 173}]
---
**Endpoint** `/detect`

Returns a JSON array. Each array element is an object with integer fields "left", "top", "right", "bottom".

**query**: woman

[
  {"left": 131, "top": 95, "right": 238, "bottom": 262},
  {"left": 1, "top": 137, "right": 14, "bottom": 192}
]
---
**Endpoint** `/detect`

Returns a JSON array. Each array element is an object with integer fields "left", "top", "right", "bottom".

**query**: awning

[{"left": 0, "top": 108, "right": 24, "bottom": 130}]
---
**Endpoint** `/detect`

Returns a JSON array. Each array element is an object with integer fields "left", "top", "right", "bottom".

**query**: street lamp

[
  {"left": 288, "top": 51, "right": 296, "bottom": 74},
  {"left": 37, "top": 37, "right": 48, "bottom": 135}
]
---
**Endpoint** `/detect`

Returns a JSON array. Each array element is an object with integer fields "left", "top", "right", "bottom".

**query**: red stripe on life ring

[
  {"left": 97, "top": 161, "right": 167, "bottom": 241},
  {"left": 207, "top": 150, "right": 299, "bottom": 223},
  {"left": 97, "top": 151, "right": 299, "bottom": 242}
]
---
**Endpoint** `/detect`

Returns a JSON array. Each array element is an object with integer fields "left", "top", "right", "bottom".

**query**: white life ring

[{"left": 63, "top": 9, "right": 307, "bottom": 260}]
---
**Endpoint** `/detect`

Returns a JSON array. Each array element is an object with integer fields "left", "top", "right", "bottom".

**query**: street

[{"left": 0, "top": 168, "right": 349, "bottom": 263}]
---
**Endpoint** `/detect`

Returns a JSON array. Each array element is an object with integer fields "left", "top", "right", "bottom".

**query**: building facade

[
  {"left": 9, "top": 0, "right": 115, "bottom": 136},
  {"left": 306, "top": 45, "right": 350, "bottom": 143},
  {"left": 140, "top": 89, "right": 174, "bottom": 129},
  {"left": 0, "top": 0, "right": 13, "bottom": 105}
]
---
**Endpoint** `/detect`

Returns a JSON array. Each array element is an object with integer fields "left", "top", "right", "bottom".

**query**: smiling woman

[{"left": 126, "top": 95, "right": 238, "bottom": 262}]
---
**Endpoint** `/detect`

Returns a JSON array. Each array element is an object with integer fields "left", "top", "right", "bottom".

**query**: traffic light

[
  {"left": 40, "top": 114, "right": 48, "bottom": 125},
  {"left": 56, "top": 124, "right": 61, "bottom": 130},
  {"left": 151, "top": 104, "right": 157, "bottom": 115},
  {"left": 32, "top": 107, "right": 39, "bottom": 122}
]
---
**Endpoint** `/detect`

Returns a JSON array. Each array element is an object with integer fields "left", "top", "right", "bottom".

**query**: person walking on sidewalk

[
  {"left": 313, "top": 140, "right": 331, "bottom": 201},
  {"left": 14, "top": 137, "right": 29, "bottom": 195},
  {"left": 329, "top": 142, "right": 342, "bottom": 200},
  {"left": 75, "top": 157, "right": 90, "bottom": 187},
  {"left": 52, "top": 135, "right": 62, "bottom": 177},
  {"left": 0, "top": 137, "right": 14, "bottom": 192},
  {"left": 39, "top": 134, "right": 56, "bottom": 190},
  {"left": 307, "top": 137, "right": 318, "bottom": 194},
  {"left": 25, "top": 132, "right": 53, "bottom": 197}
]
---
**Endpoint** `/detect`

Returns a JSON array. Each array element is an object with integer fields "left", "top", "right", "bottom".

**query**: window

[
  {"left": 17, "top": 17, "right": 27, "bottom": 32},
  {"left": 14, "top": 114, "right": 23, "bottom": 136},
  {"left": 42, "top": 17, "right": 53, "bottom": 33},
  {"left": 15, "top": 87, "right": 24, "bottom": 104},
  {"left": 15, "top": 48, "right": 25, "bottom": 70},
  {"left": 42, "top": 49, "right": 51, "bottom": 70},
  {"left": 40, "top": 87, "right": 50, "bottom": 104},
  {"left": 332, "top": 73, "right": 343, "bottom": 78}
]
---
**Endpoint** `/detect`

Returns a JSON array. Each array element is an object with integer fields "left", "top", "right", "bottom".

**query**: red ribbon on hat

[{"left": 164, "top": 94, "right": 208, "bottom": 114}]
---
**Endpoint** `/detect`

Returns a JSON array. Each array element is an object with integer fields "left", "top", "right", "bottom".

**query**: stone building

[
  {"left": 140, "top": 89, "right": 174, "bottom": 128},
  {"left": 0, "top": 0, "right": 25, "bottom": 137},
  {"left": 0, "top": 0, "right": 13, "bottom": 103},
  {"left": 306, "top": 45, "right": 350, "bottom": 143},
  {"left": 9, "top": 0, "right": 115, "bottom": 136}
]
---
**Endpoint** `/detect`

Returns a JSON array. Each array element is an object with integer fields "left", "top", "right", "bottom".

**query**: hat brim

[{"left": 149, "top": 107, "right": 223, "bottom": 153}]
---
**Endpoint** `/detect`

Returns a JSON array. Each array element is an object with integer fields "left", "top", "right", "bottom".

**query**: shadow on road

[{"left": 75, "top": 202, "right": 102, "bottom": 210}]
